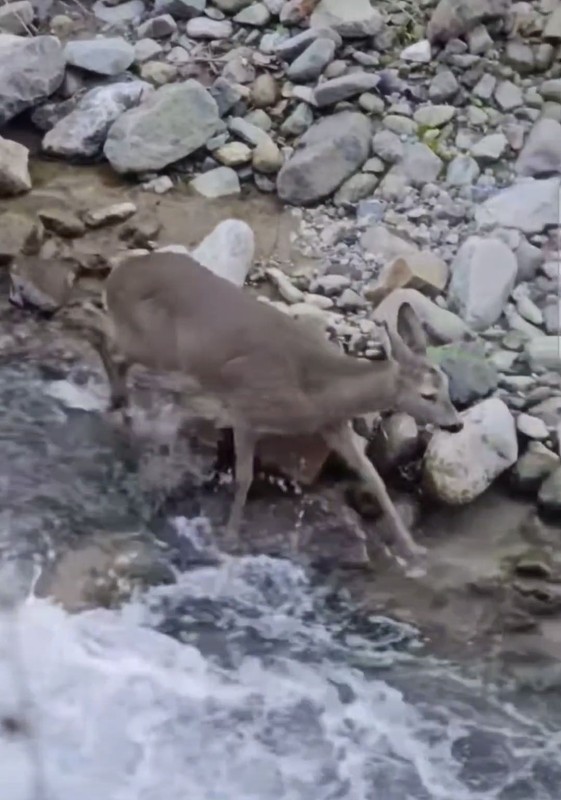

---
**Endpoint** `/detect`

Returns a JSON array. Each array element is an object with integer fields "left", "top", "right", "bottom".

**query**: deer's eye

[{"left": 421, "top": 390, "right": 437, "bottom": 401}]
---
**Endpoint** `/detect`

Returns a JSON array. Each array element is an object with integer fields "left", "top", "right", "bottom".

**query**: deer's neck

[{"left": 321, "top": 355, "right": 400, "bottom": 422}]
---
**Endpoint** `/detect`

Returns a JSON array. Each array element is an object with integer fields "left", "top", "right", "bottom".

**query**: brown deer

[{"left": 86, "top": 252, "right": 462, "bottom": 563}]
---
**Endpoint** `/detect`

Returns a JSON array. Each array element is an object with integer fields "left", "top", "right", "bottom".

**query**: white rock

[
  {"left": 525, "top": 337, "right": 561, "bottom": 372},
  {"left": 0, "top": 136, "right": 31, "bottom": 196},
  {"left": 190, "top": 167, "right": 240, "bottom": 199},
  {"left": 191, "top": 219, "right": 255, "bottom": 287},
  {"left": 423, "top": 398, "right": 518, "bottom": 504},
  {"left": 401, "top": 39, "right": 431, "bottom": 63},
  {"left": 517, "top": 413, "right": 549, "bottom": 440}
]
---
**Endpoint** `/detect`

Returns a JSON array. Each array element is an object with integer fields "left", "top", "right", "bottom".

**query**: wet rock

[
  {"left": 423, "top": 398, "right": 518, "bottom": 505},
  {"left": 277, "top": 111, "right": 371, "bottom": 205},
  {"left": 0, "top": 33, "right": 65, "bottom": 125},
  {"left": 104, "top": 80, "right": 220, "bottom": 173},
  {"left": 286, "top": 38, "right": 336, "bottom": 82},
  {"left": 475, "top": 178, "right": 560, "bottom": 235},
  {"left": 310, "top": 0, "right": 384, "bottom": 38},
  {"left": 9, "top": 256, "right": 77, "bottom": 312},
  {"left": 37, "top": 208, "right": 85, "bottom": 238},
  {"left": 42, "top": 81, "right": 152, "bottom": 160},
  {"left": 511, "top": 442, "right": 560, "bottom": 495},
  {"left": 430, "top": 342, "right": 498, "bottom": 407},
  {"left": 190, "top": 166, "right": 240, "bottom": 198},
  {"left": 186, "top": 17, "right": 233, "bottom": 38},
  {"left": 0, "top": 1, "right": 34, "bottom": 34},
  {"left": 538, "top": 466, "right": 561, "bottom": 517},
  {"left": 449, "top": 236, "right": 516, "bottom": 331},
  {"left": 314, "top": 72, "right": 379, "bottom": 107},
  {"left": 516, "top": 118, "right": 561, "bottom": 178},
  {"left": 190, "top": 219, "right": 254, "bottom": 286},
  {"left": 137, "top": 13, "right": 177, "bottom": 38},
  {"left": 0, "top": 137, "right": 31, "bottom": 196},
  {"left": 252, "top": 137, "right": 283, "bottom": 173},
  {"left": 0, "top": 212, "right": 42, "bottom": 262},
  {"left": 426, "top": 0, "right": 511, "bottom": 44},
  {"left": 446, "top": 155, "right": 480, "bottom": 186},
  {"left": 63, "top": 37, "right": 135, "bottom": 76},
  {"left": 251, "top": 73, "right": 278, "bottom": 107},
  {"left": 83, "top": 202, "right": 137, "bottom": 228}
]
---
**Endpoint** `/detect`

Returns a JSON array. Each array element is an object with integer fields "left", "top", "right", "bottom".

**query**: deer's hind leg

[
  {"left": 224, "top": 424, "right": 258, "bottom": 543},
  {"left": 322, "top": 422, "right": 426, "bottom": 561}
]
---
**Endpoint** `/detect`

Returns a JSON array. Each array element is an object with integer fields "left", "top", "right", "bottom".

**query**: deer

[{"left": 77, "top": 252, "right": 463, "bottom": 565}]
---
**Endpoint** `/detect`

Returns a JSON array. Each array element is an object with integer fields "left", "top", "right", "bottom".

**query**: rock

[
  {"left": 310, "top": 0, "right": 384, "bottom": 38},
  {"left": 361, "top": 224, "right": 418, "bottom": 260},
  {"left": 281, "top": 102, "right": 314, "bottom": 136},
  {"left": 190, "top": 166, "right": 240, "bottom": 198},
  {"left": 140, "top": 61, "right": 177, "bottom": 86},
  {"left": 251, "top": 73, "right": 278, "bottom": 107},
  {"left": 274, "top": 27, "right": 341, "bottom": 61},
  {"left": 276, "top": 111, "right": 371, "bottom": 205},
  {"left": 332, "top": 172, "right": 378, "bottom": 205},
  {"left": 413, "top": 104, "right": 456, "bottom": 127},
  {"left": 0, "top": 34, "right": 65, "bottom": 126},
  {"left": 401, "top": 39, "right": 431, "bottom": 63},
  {"left": 370, "top": 252, "right": 449, "bottom": 298},
  {"left": 83, "top": 202, "right": 137, "bottom": 229},
  {"left": 42, "top": 81, "right": 152, "bottom": 160},
  {"left": 210, "top": 78, "right": 243, "bottom": 117},
  {"left": 93, "top": 0, "right": 145, "bottom": 24},
  {"left": 398, "top": 142, "right": 443, "bottom": 187},
  {"left": 190, "top": 219, "right": 254, "bottom": 287},
  {"left": 228, "top": 116, "right": 270, "bottom": 146},
  {"left": 426, "top": 0, "right": 511, "bottom": 44},
  {"left": 155, "top": 0, "right": 206, "bottom": 17},
  {"left": 0, "top": 211, "right": 42, "bottom": 262},
  {"left": 494, "top": 80, "right": 523, "bottom": 111},
  {"left": 186, "top": 17, "right": 232, "bottom": 38},
  {"left": 471, "top": 133, "right": 508, "bottom": 164},
  {"left": 516, "top": 118, "right": 561, "bottom": 178},
  {"left": 50, "top": 14, "right": 74, "bottom": 38},
  {"left": 137, "top": 13, "right": 177, "bottom": 37},
  {"left": 215, "top": 141, "right": 252, "bottom": 166},
  {"left": 504, "top": 40, "right": 534, "bottom": 73},
  {"left": 446, "top": 155, "right": 480, "bottom": 186},
  {"left": 475, "top": 178, "right": 560, "bottom": 235},
  {"left": 37, "top": 208, "right": 85, "bottom": 238},
  {"left": 540, "top": 79, "right": 561, "bottom": 103},
  {"left": 134, "top": 38, "right": 163, "bottom": 63},
  {"left": 467, "top": 23, "right": 493, "bottom": 54},
  {"left": 252, "top": 137, "right": 283, "bottom": 173},
  {"left": 212, "top": 0, "right": 251, "bottom": 11},
  {"left": 449, "top": 236, "right": 517, "bottom": 331},
  {"left": 538, "top": 466, "right": 561, "bottom": 517},
  {"left": 233, "top": 2, "right": 270, "bottom": 25},
  {"left": 63, "top": 37, "right": 134, "bottom": 76},
  {"left": 517, "top": 414, "right": 549, "bottom": 441},
  {"left": 9, "top": 256, "right": 76, "bottom": 312},
  {"left": 525, "top": 338, "right": 561, "bottom": 373},
  {"left": 429, "top": 69, "right": 459, "bottom": 102},
  {"left": 314, "top": 72, "right": 379, "bottom": 107},
  {"left": 372, "top": 130, "right": 403, "bottom": 164},
  {"left": 368, "top": 413, "right": 419, "bottom": 473},
  {"left": 0, "top": 1, "right": 34, "bottom": 34},
  {"left": 286, "top": 38, "right": 336, "bottom": 82},
  {"left": 104, "top": 80, "right": 219, "bottom": 173},
  {"left": 511, "top": 442, "right": 559, "bottom": 495},
  {"left": 423, "top": 398, "right": 518, "bottom": 505},
  {"left": 430, "top": 342, "right": 498, "bottom": 407},
  {"left": 543, "top": 6, "right": 561, "bottom": 41},
  {"left": 0, "top": 136, "right": 31, "bottom": 196}
]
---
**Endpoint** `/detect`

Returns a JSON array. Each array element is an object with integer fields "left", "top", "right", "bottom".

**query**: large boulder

[
  {"left": 426, "top": 0, "right": 511, "bottom": 44},
  {"left": 0, "top": 33, "right": 65, "bottom": 125},
  {"left": 104, "top": 80, "right": 220, "bottom": 173},
  {"left": 276, "top": 111, "right": 371, "bottom": 205},
  {"left": 515, "top": 118, "right": 561, "bottom": 178},
  {"left": 42, "top": 82, "right": 153, "bottom": 159},
  {"left": 475, "top": 178, "right": 560, "bottom": 234},
  {"left": 423, "top": 398, "right": 518, "bottom": 505},
  {"left": 310, "top": 0, "right": 384, "bottom": 38},
  {"left": 448, "top": 236, "right": 517, "bottom": 330}
]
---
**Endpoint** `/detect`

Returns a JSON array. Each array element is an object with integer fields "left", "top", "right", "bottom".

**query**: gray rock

[
  {"left": 494, "top": 80, "right": 523, "bottom": 111},
  {"left": 0, "top": 33, "right": 65, "bottom": 126},
  {"left": 517, "top": 414, "right": 549, "bottom": 441},
  {"left": 516, "top": 118, "right": 561, "bottom": 178},
  {"left": 333, "top": 172, "right": 378, "bottom": 206},
  {"left": 430, "top": 342, "right": 498, "bottom": 407},
  {"left": 310, "top": 0, "right": 384, "bottom": 38},
  {"left": 398, "top": 142, "right": 443, "bottom": 187},
  {"left": 413, "top": 104, "right": 456, "bottom": 128},
  {"left": 64, "top": 37, "right": 134, "bottom": 76},
  {"left": 372, "top": 130, "right": 403, "bottom": 164},
  {"left": 449, "top": 236, "right": 517, "bottom": 330},
  {"left": 191, "top": 167, "right": 240, "bottom": 198},
  {"left": 538, "top": 466, "right": 561, "bottom": 516},
  {"left": 314, "top": 72, "right": 378, "bottom": 107},
  {"left": 42, "top": 81, "right": 152, "bottom": 160},
  {"left": 251, "top": 73, "right": 278, "bottom": 107},
  {"left": 504, "top": 40, "right": 535, "bottom": 74},
  {"left": 154, "top": 0, "right": 206, "bottom": 18},
  {"left": 543, "top": 301, "right": 561, "bottom": 334},
  {"left": 511, "top": 442, "right": 559, "bottom": 495},
  {"left": 544, "top": 6, "right": 561, "bottom": 41},
  {"left": 134, "top": 38, "right": 163, "bottom": 63},
  {"left": 277, "top": 111, "right": 371, "bottom": 205},
  {"left": 368, "top": 413, "right": 419, "bottom": 473},
  {"left": 83, "top": 201, "right": 137, "bottom": 229},
  {"left": 0, "top": 1, "right": 34, "bottom": 34},
  {"left": 471, "top": 133, "right": 508, "bottom": 164},
  {"left": 540, "top": 79, "right": 561, "bottom": 103},
  {"left": 104, "top": 80, "right": 219, "bottom": 173},
  {"left": 209, "top": 77, "right": 242, "bottom": 116},
  {"left": 281, "top": 102, "right": 314, "bottom": 136},
  {"left": 186, "top": 17, "right": 233, "bottom": 38},
  {"left": 93, "top": 0, "right": 145, "bottom": 24},
  {"left": 0, "top": 136, "right": 31, "bottom": 196},
  {"left": 287, "top": 38, "right": 336, "bottom": 82},
  {"left": 475, "top": 178, "right": 560, "bottom": 235},
  {"left": 423, "top": 398, "right": 518, "bottom": 505},
  {"left": 228, "top": 116, "right": 270, "bottom": 146},
  {"left": 525, "top": 337, "right": 561, "bottom": 373},
  {"left": 233, "top": 2, "right": 270, "bottom": 25},
  {"left": 467, "top": 23, "right": 493, "bottom": 54},
  {"left": 515, "top": 236, "right": 544, "bottom": 282},
  {"left": 446, "top": 154, "right": 480, "bottom": 186},
  {"left": 429, "top": 69, "right": 459, "bottom": 102},
  {"left": 137, "top": 14, "right": 177, "bottom": 38},
  {"left": 213, "top": 0, "right": 252, "bottom": 11},
  {"left": 426, "top": 0, "right": 511, "bottom": 44},
  {"left": 274, "top": 27, "right": 341, "bottom": 62},
  {"left": 401, "top": 39, "right": 431, "bottom": 63}
]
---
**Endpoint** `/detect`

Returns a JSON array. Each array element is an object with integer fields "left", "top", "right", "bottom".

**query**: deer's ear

[{"left": 396, "top": 302, "right": 427, "bottom": 355}]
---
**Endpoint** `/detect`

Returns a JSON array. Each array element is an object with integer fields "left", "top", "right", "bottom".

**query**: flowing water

[{"left": 2, "top": 359, "right": 561, "bottom": 800}]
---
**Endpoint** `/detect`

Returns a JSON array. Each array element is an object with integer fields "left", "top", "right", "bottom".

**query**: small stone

[
  {"left": 494, "top": 80, "right": 523, "bottom": 111},
  {"left": 516, "top": 118, "right": 561, "bottom": 178},
  {"left": 413, "top": 104, "right": 456, "bottom": 128},
  {"left": 274, "top": 27, "right": 342, "bottom": 62},
  {"left": 0, "top": 212, "right": 42, "bottom": 262},
  {"left": 543, "top": 6, "right": 561, "bottom": 41},
  {"left": 228, "top": 116, "right": 270, "bottom": 146},
  {"left": 215, "top": 141, "right": 252, "bottom": 166},
  {"left": 281, "top": 102, "right": 314, "bottom": 136},
  {"left": 401, "top": 39, "right": 431, "bottom": 63},
  {"left": 134, "top": 38, "right": 163, "bottom": 62},
  {"left": 190, "top": 167, "right": 240, "bottom": 198},
  {"left": 210, "top": 77, "right": 243, "bottom": 117},
  {"left": 471, "top": 133, "right": 508, "bottom": 164},
  {"left": 286, "top": 38, "right": 336, "bottom": 83},
  {"left": 371, "top": 130, "right": 403, "bottom": 164},
  {"left": 137, "top": 13, "right": 177, "bottom": 38},
  {"left": 467, "top": 24, "right": 493, "bottom": 54},
  {"left": 310, "top": 0, "right": 384, "bottom": 38},
  {"left": 505, "top": 40, "right": 535, "bottom": 73},
  {"left": 251, "top": 73, "right": 278, "bottom": 107},
  {"left": 140, "top": 61, "right": 177, "bottom": 86},
  {"left": 83, "top": 202, "right": 137, "bottom": 228},
  {"left": 333, "top": 172, "right": 378, "bottom": 206},
  {"left": 429, "top": 70, "right": 459, "bottom": 102},
  {"left": 63, "top": 37, "right": 134, "bottom": 76},
  {"left": 399, "top": 142, "right": 443, "bottom": 187},
  {"left": 191, "top": 219, "right": 254, "bottom": 286},
  {"left": 92, "top": 0, "right": 145, "bottom": 24},
  {"left": 446, "top": 155, "right": 480, "bottom": 186},
  {"left": 37, "top": 208, "right": 85, "bottom": 238},
  {"left": 0, "top": 136, "right": 31, "bottom": 196},
  {"left": 252, "top": 136, "right": 283, "bottom": 173},
  {"left": 512, "top": 441, "right": 559, "bottom": 495},
  {"left": 233, "top": 2, "right": 271, "bottom": 25},
  {"left": 186, "top": 18, "right": 233, "bottom": 38},
  {"left": 517, "top": 413, "right": 549, "bottom": 440},
  {"left": 314, "top": 72, "right": 379, "bottom": 107}
]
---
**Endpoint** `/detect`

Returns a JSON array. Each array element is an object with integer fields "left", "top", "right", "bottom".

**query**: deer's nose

[{"left": 443, "top": 421, "right": 463, "bottom": 433}]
